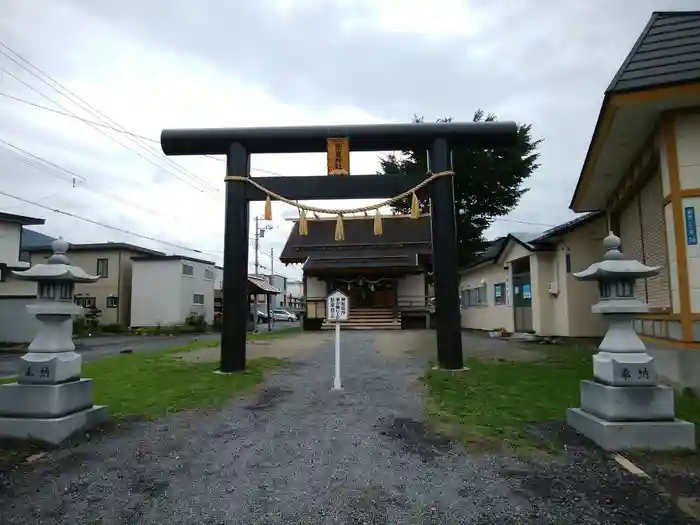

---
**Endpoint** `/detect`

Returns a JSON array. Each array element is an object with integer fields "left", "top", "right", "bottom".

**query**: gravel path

[{"left": 0, "top": 331, "right": 696, "bottom": 524}]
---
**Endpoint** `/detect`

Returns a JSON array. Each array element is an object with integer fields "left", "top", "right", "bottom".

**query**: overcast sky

[{"left": 0, "top": 0, "right": 696, "bottom": 279}]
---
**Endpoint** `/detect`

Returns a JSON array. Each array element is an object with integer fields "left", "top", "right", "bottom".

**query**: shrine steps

[{"left": 322, "top": 307, "right": 401, "bottom": 330}]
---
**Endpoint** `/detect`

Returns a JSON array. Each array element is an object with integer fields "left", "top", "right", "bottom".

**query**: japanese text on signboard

[{"left": 327, "top": 293, "right": 348, "bottom": 320}]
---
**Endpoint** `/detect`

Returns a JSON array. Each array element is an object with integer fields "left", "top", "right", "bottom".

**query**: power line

[
  {"left": 0, "top": 42, "right": 221, "bottom": 193},
  {"left": 0, "top": 91, "right": 155, "bottom": 140},
  {"left": 0, "top": 189, "right": 220, "bottom": 257},
  {"left": 0, "top": 138, "right": 85, "bottom": 182},
  {"left": 0, "top": 137, "right": 226, "bottom": 234},
  {"left": 0, "top": 90, "right": 285, "bottom": 177},
  {"left": 0, "top": 55, "right": 219, "bottom": 195}
]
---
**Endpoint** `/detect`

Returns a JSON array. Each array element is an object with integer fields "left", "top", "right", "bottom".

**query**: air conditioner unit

[{"left": 548, "top": 282, "right": 558, "bottom": 295}]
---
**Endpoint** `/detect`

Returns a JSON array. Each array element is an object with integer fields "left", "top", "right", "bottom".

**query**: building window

[
  {"left": 106, "top": 296, "right": 119, "bottom": 308},
  {"left": 75, "top": 296, "right": 96, "bottom": 309},
  {"left": 204, "top": 268, "right": 214, "bottom": 280},
  {"left": 182, "top": 264, "right": 194, "bottom": 277},
  {"left": 19, "top": 250, "right": 30, "bottom": 262},
  {"left": 565, "top": 252, "right": 572, "bottom": 273},
  {"left": 97, "top": 258, "right": 109, "bottom": 278},
  {"left": 494, "top": 282, "right": 507, "bottom": 305},
  {"left": 463, "top": 284, "right": 488, "bottom": 307},
  {"left": 0, "top": 266, "right": 5, "bottom": 282},
  {"left": 193, "top": 293, "right": 204, "bottom": 305}
]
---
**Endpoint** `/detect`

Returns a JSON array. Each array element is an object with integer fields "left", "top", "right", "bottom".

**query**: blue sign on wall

[{"left": 685, "top": 206, "right": 698, "bottom": 246}]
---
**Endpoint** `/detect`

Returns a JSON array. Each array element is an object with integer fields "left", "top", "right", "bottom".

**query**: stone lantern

[
  {"left": 0, "top": 238, "right": 108, "bottom": 445},
  {"left": 567, "top": 232, "right": 695, "bottom": 451}
]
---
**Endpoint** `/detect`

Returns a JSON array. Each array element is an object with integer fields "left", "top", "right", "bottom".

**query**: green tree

[{"left": 380, "top": 110, "right": 541, "bottom": 266}]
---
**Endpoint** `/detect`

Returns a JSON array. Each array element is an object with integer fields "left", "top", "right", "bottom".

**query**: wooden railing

[
  {"left": 396, "top": 295, "right": 433, "bottom": 310},
  {"left": 304, "top": 296, "right": 433, "bottom": 319}
]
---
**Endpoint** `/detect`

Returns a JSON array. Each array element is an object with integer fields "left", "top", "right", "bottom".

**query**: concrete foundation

[
  {"left": 579, "top": 380, "right": 675, "bottom": 422},
  {"left": 0, "top": 379, "right": 94, "bottom": 418},
  {"left": 567, "top": 408, "right": 696, "bottom": 451},
  {"left": 0, "top": 405, "right": 108, "bottom": 445}
]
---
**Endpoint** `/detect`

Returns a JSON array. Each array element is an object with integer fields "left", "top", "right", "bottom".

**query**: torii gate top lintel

[{"left": 160, "top": 121, "right": 518, "bottom": 156}]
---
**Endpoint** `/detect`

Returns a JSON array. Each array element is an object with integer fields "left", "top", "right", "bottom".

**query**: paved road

[
  {"left": 0, "top": 331, "right": 694, "bottom": 524},
  {"left": 0, "top": 321, "right": 299, "bottom": 379}
]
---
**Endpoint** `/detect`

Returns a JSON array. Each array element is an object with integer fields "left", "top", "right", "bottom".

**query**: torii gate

[{"left": 161, "top": 122, "right": 518, "bottom": 372}]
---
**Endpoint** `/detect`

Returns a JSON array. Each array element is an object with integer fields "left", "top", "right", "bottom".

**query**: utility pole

[
  {"left": 267, "top": 248, "right": 274, "bottom": 333},
  {"left": 253, "top": 216, "right": 273, "bottom": 277}
]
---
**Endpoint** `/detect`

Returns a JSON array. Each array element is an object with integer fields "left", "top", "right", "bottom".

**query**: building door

[
  {"left": 512, "top": 272, "right": 533, "bottom": 333},
  {"left": 372, "top": 280, "right": 397, "bottom": 308}
]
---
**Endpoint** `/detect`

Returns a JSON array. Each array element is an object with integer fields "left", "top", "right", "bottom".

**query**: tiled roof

[
  {"left": 21, "top": 229, "right": 56, "bottom": 249},
  {"left": 280, "top": 215, "right": 432, "bottom": 264},
  {"left": 303, "top": 254, "right": 419, "bottom": 271},
  {"left": 608, "top": 11, "right": 700, "bottom": 94},
  {"left": 248, "top": 275, "right": 280, "bottom": 294}
]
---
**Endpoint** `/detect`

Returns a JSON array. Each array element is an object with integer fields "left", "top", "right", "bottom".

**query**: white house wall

[
  {"left": 306, "top": 276, "right": 326, "bottom": 299},
  {"left": 130, "top": 260, "right": 181, "bottom": 326},
  {"left": 561, "top": 217, "right": 608, "bottom": 337},
  {"left": 499, "top": 242, "right": 532, "bottom": 265},
  {"left": 397, "top": 274, "right": 425, "bottom": 301},
  {"left": 459, "top": 263, "right": 512, "bottom": 332},
  {"left": 0, "top": 222, "right": 35, "bottom": 296},
  {"left": 531, "top": 254, "right": 555, "bottom": 335},
  {"left": 0, "top": 222, "right": 22, "bottom": 266},
  {"left": 675, "top": 113, "right": 700, "bottom": 313},
  {"left": 179, "top": 260, "right": 216, "bottom": 324}
]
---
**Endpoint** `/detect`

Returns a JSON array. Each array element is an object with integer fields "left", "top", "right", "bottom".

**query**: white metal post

[{"left": 333, "top": 321, "right": 342, "bottom": 390}]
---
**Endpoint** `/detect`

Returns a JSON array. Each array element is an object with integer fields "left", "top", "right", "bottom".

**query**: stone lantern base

[
  {"left": 0, "top": 379, "right": 107, "bottom": 445},
  {"left": 567, "top": 379, "right": 695, "bottom": 451}
]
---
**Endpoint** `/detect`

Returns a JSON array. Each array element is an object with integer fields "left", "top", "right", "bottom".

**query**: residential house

[
  {"left": 279, "top": 215, "right": 433, "bottom": 329},
  {"left": 214, "top": 265, "right": 223, "bottom": 313},
  {"left": 459, "top": 213, "right": 608, "bottom": 337},
  {"left": 27, "top": 242, "right": 164, "bottom": 327},
  {"left": 0, "top": 212, "right": 46, "bottom": 342},
  {"left": 130, "top": 255, "right": 217, "bottom": 327},
  {"left": 570, "top": 11, "right": 700, "bottom": 348}
]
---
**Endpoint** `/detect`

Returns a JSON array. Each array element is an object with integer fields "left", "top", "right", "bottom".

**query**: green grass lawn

[
  {"left": 86, "top": 351, "right": 283, "bottom": 419},
  {"left": 423, "top": 345, "right": 700, "bottom": 454},
  {"left": 1, "top": 329, "right": 299, "bottom": 417}
]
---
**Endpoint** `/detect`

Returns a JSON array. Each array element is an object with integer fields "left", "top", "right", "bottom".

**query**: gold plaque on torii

[{"left": 327, "top": 137, "right": 350, "bottom": 176}]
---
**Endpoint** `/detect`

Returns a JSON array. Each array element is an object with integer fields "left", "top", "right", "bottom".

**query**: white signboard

[{"left": 327, "top": 290, "right": 349, "bottom": 321}]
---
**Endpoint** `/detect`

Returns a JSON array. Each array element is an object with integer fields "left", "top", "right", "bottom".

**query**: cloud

[{"left": 0, "top": 0, "right": 692, "bottom": 283}]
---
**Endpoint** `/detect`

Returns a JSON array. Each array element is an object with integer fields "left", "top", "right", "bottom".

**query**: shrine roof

[
  {"left": 303, "top": 253, "right": 420, "bottom": 272},
  {"left": 280, "top": 215, "right": 432, "bottom": 265}
]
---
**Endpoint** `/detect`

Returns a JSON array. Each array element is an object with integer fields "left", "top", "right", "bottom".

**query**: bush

[
  {"left": 101, "top": 323, "right": 126, "bottom": 334},
  {"left": 73, "top": 316, "right": 89, "bottom": 336},
  {"left": 185, "top": 313, "right": 207, "bottom": 333}
]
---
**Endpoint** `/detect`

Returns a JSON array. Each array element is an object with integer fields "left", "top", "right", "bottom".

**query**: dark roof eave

[
  {"left": 131, "top": 254, "right": 216, "bottom": 265},
  {"left": 27, "top": 242, "right": 165, "bottom": 256},
  {"left": 0, "top": 211, "right": 45, "bottom": 226}
]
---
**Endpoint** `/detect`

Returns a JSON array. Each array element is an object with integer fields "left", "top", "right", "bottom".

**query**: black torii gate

[{"left": 161, "top": 122, "right": 517, "bottom": 372}]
